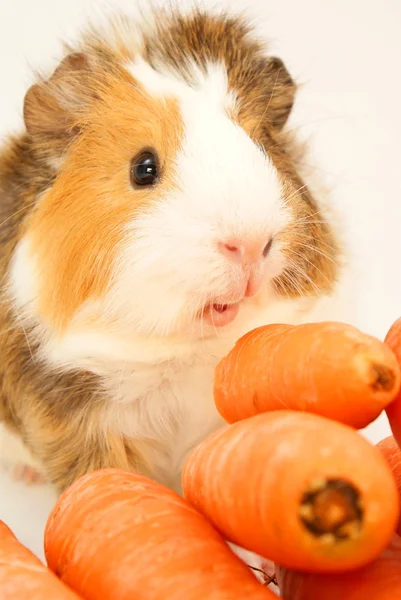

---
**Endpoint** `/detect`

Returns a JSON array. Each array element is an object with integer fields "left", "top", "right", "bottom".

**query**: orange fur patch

[{"left": 28, "top": 70, "right": 183, "bottom": 332}]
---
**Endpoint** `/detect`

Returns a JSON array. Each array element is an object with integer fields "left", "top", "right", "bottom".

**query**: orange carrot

[
  {"left": 0, "top": 521, "right": 81, "bottom": 599},
  {"left": 276, "top": 534, "right": 401, "bottom": 600},
  {"left": 377, "top": 435, "right": 401, "bottom": 535},
  {"left": 385, "top": 318, "right": 401, "bottom": 446},
  {"left": 45, "top": 468, "right": 275, "bottom": 600},
  {"left": 214, "top": 322, "right": 400, "bottom": 428},
  {"left": 182, "top": 411, "right": 399, "bottom": 572}
]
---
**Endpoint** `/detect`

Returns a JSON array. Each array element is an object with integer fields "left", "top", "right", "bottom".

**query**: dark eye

[{"left": 130, "top": 151, "right": 159, "bottom": 187}]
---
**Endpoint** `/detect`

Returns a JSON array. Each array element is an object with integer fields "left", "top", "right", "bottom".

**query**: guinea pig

[{"left": 0, "top": 7, "right": 341, "bottom": 494}]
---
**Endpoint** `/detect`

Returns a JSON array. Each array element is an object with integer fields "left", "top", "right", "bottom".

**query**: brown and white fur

[{"left": 0, "top": 7, "right": 342, "bottom": 502}]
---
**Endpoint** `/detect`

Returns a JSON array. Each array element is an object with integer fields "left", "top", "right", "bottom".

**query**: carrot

[
  {"left": 44, "top": 468, "right": 275, "bottom": 600},
  {"left": 377, "top": 435, "right": 401, "bottom": 535},
  {"left": 385, "top": 318, "right": 401, "bottom": 446},
  {"left": 182, "top": 411, "right": 399, "bottom": 572},
  {"left": 214, "top": 321, "right": 401, "bottom": 428},
  {"left": 0, "top": 521, "right": 81, "bottom": 599},
  {"left": 276, "top": 534, "right": 401, "bottom": 600}
]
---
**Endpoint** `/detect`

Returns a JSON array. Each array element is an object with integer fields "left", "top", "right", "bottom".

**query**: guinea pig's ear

[
  {"left": 260, "top": 57, "right": 296, "bottom": 131},
  {"left": 23, "top": 52, "right": 95, "bottom": 137}
]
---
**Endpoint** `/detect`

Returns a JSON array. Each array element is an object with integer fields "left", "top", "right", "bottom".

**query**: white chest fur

[
  {"left": 95, "top": 291, "right": 347, "bottom": 492},
  {"left": 103, "top": 358, "right": 224, "bottom": 491}
]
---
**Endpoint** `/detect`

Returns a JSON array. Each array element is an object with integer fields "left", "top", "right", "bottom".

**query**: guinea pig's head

[{"left": 14, "top": 10, "right": 339, "bottom": 347}]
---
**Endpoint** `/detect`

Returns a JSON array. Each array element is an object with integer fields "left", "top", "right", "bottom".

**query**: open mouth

[
  {"left": 202, "top": 302, "right": 240, "bottom": 327},
  {"left": 213, "top": 303, "right": 229, "bottom": 313}
]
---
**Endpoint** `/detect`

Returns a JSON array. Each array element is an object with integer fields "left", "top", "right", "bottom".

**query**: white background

[{"left": 0, "top": 0, "right": 400, "bottom": 561}]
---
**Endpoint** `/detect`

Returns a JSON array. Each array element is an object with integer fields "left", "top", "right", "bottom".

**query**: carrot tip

[
  {"left": 369, "top": 363, "right": 396, "bottom": 392},
  {"left": 299, "top": 479, "right": 363, "bottom": 541}
]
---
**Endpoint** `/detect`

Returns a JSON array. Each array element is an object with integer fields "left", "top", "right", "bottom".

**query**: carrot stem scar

[
  {"left": 370, "top": 364, "right": 396, "bottom": 391},
  {"left": 299, "top": 479, "right": 363, "bottom": 541}
]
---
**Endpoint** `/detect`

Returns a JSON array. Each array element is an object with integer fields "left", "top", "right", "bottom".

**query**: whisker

[
  {"left": 288, "top": 248, "right": 333, "bottom": 286},
  {"left": 286, "top": 260, "right": 321, "bottom": 296},
  {"left": 295, "top": 241, "right": 337, "bottom": 264},
  {"left": 277, "top": 268, "right": 308, "bottom": 298},
  {"left": 238, "top": 92, "right": 277, "bottom": 115},
  {"left": 251, "top": 65, "right": 283, "bottom": 138},
  {"left": 0, "top": 200, "right": 37, "bottom": 231},
  {"left": 292, "top": 232, "right": 337, "bottom": 251},
  {"left": 292, "top": 212, "right": 330, "bottom": 226},
  {"left": 293, "top": 217, "right": 329, "bottom": 225},
  {"left": 282, "top": 184, "right": 308, "bottom": 205},
  {"left": 15, "top": 315, "right": 36, "bottom": 364}
]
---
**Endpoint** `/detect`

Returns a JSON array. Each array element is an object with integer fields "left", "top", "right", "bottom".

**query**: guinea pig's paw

[
  {"left": 0, "top": 425, "right": 47, "bottom": 484},
  {"left": 10, "top": 462, "right": 47, "bottom": 485}
]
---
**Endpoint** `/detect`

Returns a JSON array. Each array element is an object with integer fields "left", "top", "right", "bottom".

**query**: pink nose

[{"left": 219, "top": 238, "right": 273, "bottom": 263}]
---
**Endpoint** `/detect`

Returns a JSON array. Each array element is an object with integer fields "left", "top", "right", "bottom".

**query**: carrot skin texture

[
  {"left": 385, "top": 318, "right": 401, "bottom": 446},
  {"left": 0, "top": 521, "right": 81, "bottom": 599},
  {"left": 276, "top": 535, "right": 401, "bottom": 600},
  {"left": 182, "top": 411, "right": 399, "bottom": 572},
  {"left": 214, "top": 322, "right": 401, "bottom": 428},
  {"left": 45, "top": 469, "right": 274, "bottom": 600},
  {"left": 377, "top": 435, "right": 401, "bottom": 535}
]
